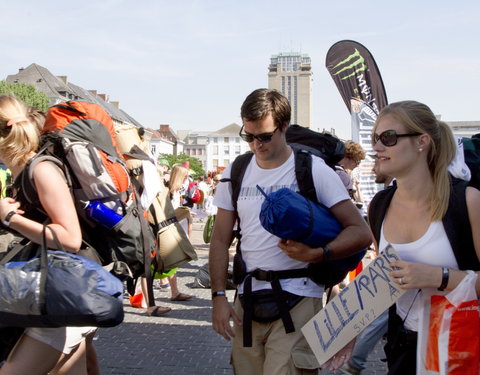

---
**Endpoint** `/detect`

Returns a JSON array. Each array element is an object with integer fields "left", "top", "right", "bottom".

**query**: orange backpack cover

[{"left": 43, "top": 101, "right": 130, "bottom": 196}]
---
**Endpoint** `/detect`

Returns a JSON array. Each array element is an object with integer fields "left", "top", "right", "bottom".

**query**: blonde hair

[
  {"left": 0, "top": 95, "right": 40, "bottom": 167},
  {"left": 27, "top": 106, "right": 46, "bottom": 132},
  {"left": 344, "top": 141, "right": 366, "bottom": 163},
  {"left": 168, "top": 164, "right": 189, "bottom": 195},
  {"left": 375, "top": 100, "right": 456, "bottom": 221}
]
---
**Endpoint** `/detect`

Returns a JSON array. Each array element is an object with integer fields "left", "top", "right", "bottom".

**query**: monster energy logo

[{"left": 332, "top": 49, "right": 367, "bottom": 80}]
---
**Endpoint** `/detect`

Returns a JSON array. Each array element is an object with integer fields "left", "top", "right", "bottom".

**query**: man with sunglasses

[{"left": 209, "top": 89, "right": 372, "bottom": 374}]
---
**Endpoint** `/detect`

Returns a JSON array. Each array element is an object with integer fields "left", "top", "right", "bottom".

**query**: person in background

[
  {"left": 196, "top": 176, "right": 209, "bottom": 211},
  {"left": 0, "top": 95, "right": 98, "bottom": 374},
  {"left": 0, "top": 164, "right": 11, "bottom": 199},
  {"left": 336, "top": 141, "right": 366, "bottom": 206},
  {"left": 161, "top": 164, "right": 193, "bottom": 302},
  {"left": 158, "top": 159, "right": 170, "bottom": 184},
  {"left": 368, "top": 100, "right": 480, "bottom": 374}
]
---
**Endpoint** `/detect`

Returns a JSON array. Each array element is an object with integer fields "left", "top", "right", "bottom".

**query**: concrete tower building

[{"left": 268, "top": 52, "right": 312, "bottom": 127}]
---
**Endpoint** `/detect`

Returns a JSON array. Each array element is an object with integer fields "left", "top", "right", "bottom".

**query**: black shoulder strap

[
  {"left": 367, "top": 184, "right": 396, "bottom": 244},
  {"left": 292, "top": 147, "right": 317, "bottom": 203},
  {"left": 224, "top": 152, "right": 254, "bottom": 212},
  {"left": 443, "top": 178, "right": 480, "bottom": 270}
]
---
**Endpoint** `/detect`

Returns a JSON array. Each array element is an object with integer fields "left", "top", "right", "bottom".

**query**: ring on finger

[{"left": 399, "top": 277, "right": 403, "bottom": 285}]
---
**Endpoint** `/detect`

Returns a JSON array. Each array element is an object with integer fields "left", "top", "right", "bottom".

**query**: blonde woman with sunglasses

[{"left": 368, "top": 100, "right": 480, "bottom": 374}]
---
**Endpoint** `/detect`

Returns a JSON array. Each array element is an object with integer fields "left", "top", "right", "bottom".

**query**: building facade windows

[{"left": 268, "top": 52, "right": 312, "bottom": 128}]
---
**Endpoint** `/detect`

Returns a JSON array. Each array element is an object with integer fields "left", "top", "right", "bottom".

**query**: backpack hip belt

[
  {"left": 250, "top": 267, "right": 311, "bottom": 282},
  {"left": 239, "top": 267, "right": 312, "bottom": 347}
]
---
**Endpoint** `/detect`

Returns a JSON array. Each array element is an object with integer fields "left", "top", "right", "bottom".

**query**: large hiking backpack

[{"left": 30, "top": 101, "right": 154, "bottom": 281}]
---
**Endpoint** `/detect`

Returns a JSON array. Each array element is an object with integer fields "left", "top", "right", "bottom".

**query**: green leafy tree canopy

[
  {"left": 159, "top": 153, "right": 205, "bottom": 178},
  {"left": 0, "top": 81, "right": 50, "bottom": 112}
]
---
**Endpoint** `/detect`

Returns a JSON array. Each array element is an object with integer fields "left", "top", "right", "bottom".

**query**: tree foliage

[
  {"left": 159, "top": 153, "right": 205, "bottom": 178},
  {"left": 0, "top": 81, "right": 50, "bottom": 112}
]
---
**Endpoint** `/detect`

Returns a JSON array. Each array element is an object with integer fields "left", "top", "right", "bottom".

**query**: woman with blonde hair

[
  {"left": 160, "top": 163, "right": 192, "bottom": 301},
  {"left": 368, "top": 100, "right": 480, "bottom": 374},
  {"left": 0, "top": 95, "right": 98, "bottom": 374}
]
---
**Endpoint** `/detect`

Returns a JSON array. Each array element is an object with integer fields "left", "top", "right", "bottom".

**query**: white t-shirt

[
  {"left": 214, "top": 150, "right": 349, "bottom": 297},
  {"left": 379, "top": 221, "right": 458, "bottom": 331}
]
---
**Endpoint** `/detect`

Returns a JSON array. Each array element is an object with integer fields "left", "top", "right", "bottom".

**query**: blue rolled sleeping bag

[{"left": 258, "top": 185, "right": 364, "bottom": 272}]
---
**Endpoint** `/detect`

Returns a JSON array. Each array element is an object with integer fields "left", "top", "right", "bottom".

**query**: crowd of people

[{"left": 0, "top": 88, "right": 479, "bottom": 375}]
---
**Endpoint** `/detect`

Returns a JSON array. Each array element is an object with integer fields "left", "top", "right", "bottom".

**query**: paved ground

[{"left": 95, "top": 217, "right": 387, "bottom": 375}]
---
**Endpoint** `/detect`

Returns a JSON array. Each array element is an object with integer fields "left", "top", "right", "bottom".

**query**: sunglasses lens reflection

[{"left": 372, "top": 130, "right": 396, "bottom": 146}]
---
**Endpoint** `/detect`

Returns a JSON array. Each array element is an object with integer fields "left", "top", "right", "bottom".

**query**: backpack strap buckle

[{"left": 251, "top": 269, "right": 276, "bottom": 282}]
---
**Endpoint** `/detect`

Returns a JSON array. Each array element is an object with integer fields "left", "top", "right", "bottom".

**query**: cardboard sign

[{"left": 301, "top": 245, "right": 406, "bottom": 365}]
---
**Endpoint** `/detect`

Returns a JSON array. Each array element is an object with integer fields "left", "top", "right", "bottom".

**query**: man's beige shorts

[{"left": 232, "top": 296, "right": 323, "bottom": 375}]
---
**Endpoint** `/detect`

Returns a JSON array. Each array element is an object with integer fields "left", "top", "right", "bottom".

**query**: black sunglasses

[
  {"left": 372, "top": 129, "right": 422, "bottom": 147},
  {"left": 239, "top": 125, "right": 278, "bottom": 143}
]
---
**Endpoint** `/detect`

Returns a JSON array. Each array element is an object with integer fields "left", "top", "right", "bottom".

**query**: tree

[
  {"left": 0, "top": 81, "right": 50, "bottom": 112},
  {"left": 159, "top": 153, "right": 205, "bottom": 178}
]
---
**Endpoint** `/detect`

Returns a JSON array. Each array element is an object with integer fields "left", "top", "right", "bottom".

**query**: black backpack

[
  {"left": 462, "top": 135, "right": 480, "bottom": 190},
  {"left": 286, "top": 124, "right": 345, "bottom": 169}
]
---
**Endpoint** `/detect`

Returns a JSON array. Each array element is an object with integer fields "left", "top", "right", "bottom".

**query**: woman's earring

[{"left": 418, "top": 148, "right": 423, "bottom": 152}]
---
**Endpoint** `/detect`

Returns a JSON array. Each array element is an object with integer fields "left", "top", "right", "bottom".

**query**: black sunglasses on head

[
  {"left": 239, "top": 125, "right": 278, "bottom": 143},
  {"left": 372, "top": 129, "right": 422, "bottom": 147}
]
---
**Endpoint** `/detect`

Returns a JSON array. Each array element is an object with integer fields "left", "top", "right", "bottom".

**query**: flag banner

[
  {"left": 301, "top": 245, "right": 405, "bottom": 366},
  {"left": 351, "top": 98, "right": 381, "bottom": 208},
  {"left": 325, "top": 40, "right": 388, "bottom": 114}
]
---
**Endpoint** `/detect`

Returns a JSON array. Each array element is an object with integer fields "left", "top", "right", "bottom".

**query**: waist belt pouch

[{"left": 239, "top": 289, "right": 304, "bottom": 323}]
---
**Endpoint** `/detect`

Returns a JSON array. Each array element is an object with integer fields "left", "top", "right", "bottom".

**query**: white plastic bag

[{"left": 417, "top": 271, "right": 479, "bottom": 375}]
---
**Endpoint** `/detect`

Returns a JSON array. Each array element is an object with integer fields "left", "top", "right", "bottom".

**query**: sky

[{"left": 1, "top": 0, "right": 479, "bottom": 140}]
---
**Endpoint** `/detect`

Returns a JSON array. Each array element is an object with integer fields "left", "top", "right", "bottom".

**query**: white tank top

[{"left": 379, "top": 221, "right": 458, "bottom": 331}]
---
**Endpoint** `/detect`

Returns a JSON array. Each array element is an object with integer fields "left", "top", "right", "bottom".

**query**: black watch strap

[
  {"left": 438, "top": 267, "right": 449, "bottom": 291},
  {"left": 212, "top": 291, "right": 226, "bottom": 299},
  {"left": 2, "top": 211, "right": 16, "bottom": 228}
]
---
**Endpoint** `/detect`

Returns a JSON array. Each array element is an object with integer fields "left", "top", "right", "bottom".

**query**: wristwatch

[
  {"left": 2, "top": 211, "right": 16, "bottom": 228},
  {"left": 212, "top": 291, "right": 226, "bottom": 299}
]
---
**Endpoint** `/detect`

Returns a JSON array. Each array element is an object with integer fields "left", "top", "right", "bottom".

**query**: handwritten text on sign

[{"left": 301, "top": 245, "right": 406, "bottom": 365}]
